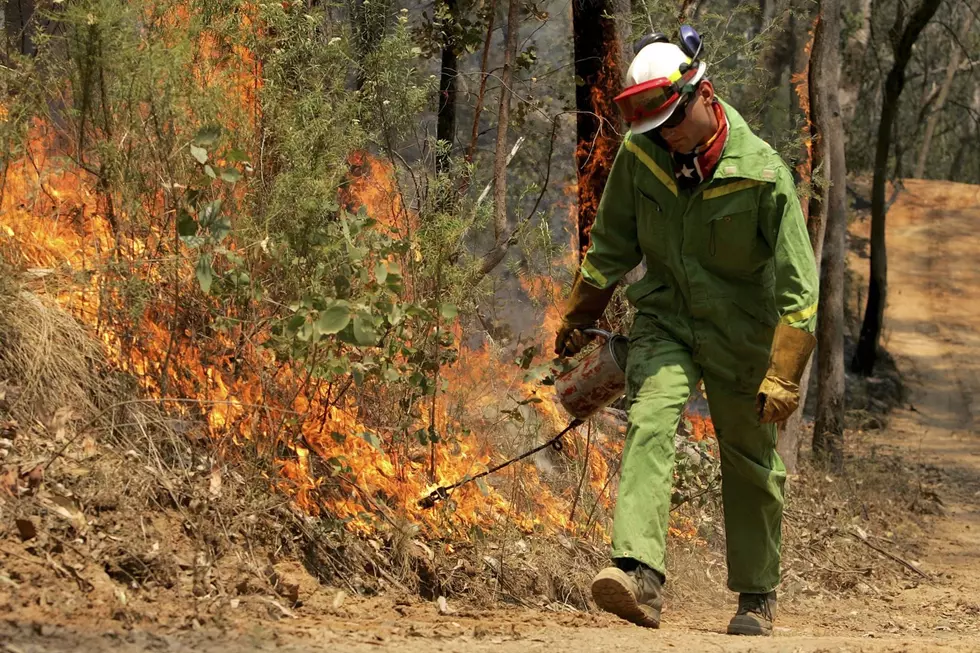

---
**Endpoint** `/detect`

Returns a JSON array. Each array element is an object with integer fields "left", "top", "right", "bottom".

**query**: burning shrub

[{"left": 0, "top": 0, "right": 634, "bottom": 551}]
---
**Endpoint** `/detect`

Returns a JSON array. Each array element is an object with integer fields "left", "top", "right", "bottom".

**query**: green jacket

[{"left": 580, "top": 99, "right": 818, "bottom": 389}]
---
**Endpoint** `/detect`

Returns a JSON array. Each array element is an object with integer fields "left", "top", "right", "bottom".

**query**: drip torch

[{"left": 418, "top": 329, "right": 628, "bottom": 509}]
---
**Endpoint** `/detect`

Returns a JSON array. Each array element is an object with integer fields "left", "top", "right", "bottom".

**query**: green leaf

[
  {"left": 190, "top": 144, "right": 208, "bottom": 164},
  {"left": 286, "top": 313, "right": 306, "bottom": 334},
  {"left": 220, "top": 167, "right": 242, "bottom": 183},
  {"left": 357, "top": 431, "right": 382, "bottom": 451},
  {"left": 516, "top": 345, "right": 539, "bottom": 370},
  {"left": 226, "top": 147, "right": 249, "bottom": 163},
  {"left": 374, "top": 261, "right": 388, "bottom": 285},
  {"left": 315, "top": 301, "right": 351, "bottom": 335},
  {"left": 210, "top": 216, "right": 232, "bottom": 243},
  {"left": 200, "top": 200, "right": 222, "bottom": 226},
  {"left": 177, "top": 210, "right": 198, "bottom": 238},
  {"left": 387, "top": 303, "right": 404, "bottom": 325},
  {"left": 297, "top": 320, "right": 314, "bottom": 342},
  {"left": 195, "top": 256, "right": 213, "bottom": 294},
  {"left": 439, "top": 303, "right": 458, "bottom": 320},
  {"left": 193, "top": 126, "right": 221, "bottom": 146},
  {"left": 204, "top": 164, "right": 217, "bottom": 179},
  {"left": 353, "top": 312, "right": 379, "bottom": 346}
]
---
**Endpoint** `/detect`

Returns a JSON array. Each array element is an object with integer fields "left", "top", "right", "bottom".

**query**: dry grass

[
  {"left": 0, "top": 287, "right": 108, "bottom": 426},
  {"left": 0, "top": 271, "right": 945, "bottom": 631}
]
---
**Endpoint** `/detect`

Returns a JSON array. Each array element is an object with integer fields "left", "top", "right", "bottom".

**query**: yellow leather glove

[
  {"left": 756, "top": 324, "right": 817, "bottom": 423},
  {"left": 554, "top": 274, "right": 617, "bottom": 357}
]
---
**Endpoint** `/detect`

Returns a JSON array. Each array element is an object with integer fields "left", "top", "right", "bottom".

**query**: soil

[{"left": 4, "top": 179, "right": 980, "bottom": 651}]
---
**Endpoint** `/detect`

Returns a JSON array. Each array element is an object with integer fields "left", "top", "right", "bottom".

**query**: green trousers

[{"left": 610, "top": 316, "right": 786, "bottom": 594}]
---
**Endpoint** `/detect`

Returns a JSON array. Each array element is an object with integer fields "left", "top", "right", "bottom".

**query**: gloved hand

[
  {"left": 555, "top": 274, "right": 617, "bottom": 357},
  {"left": 756, "top": 323, "right": 817, "bottom": 423}
]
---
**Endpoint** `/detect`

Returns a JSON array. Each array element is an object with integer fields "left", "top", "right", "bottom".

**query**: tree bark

[
  {"left": 851, "top": 0, "right": 943, "bottom": 376},
  {"left": 4, "top": 0, "right": 37, "bottom": 58},
  {"left": 490, "top": 0, "right": 519, "bottom": 244},
  {"left": 571, "top": 0, "right": 628, "bottom": 260},
  {"left": 839, "top": 0, "right": 873, "bottom": 125},
  {"left": 436, "top": 0, "right": 459, "bottom": 173},
  {"left": 466, "top": 0, "right": 497, "bottom": 164},
  {"left": 811, "top": 0, "right": 847, "bottom": 473},
  {"left": 913, "top": 10, "right": 975, "bottom": 179},
  {"left": 776, "top": 6, "right": 818, "bottom": 472},
  {"left": 777, "top": 2, "right": 830, "bottom": 473}
]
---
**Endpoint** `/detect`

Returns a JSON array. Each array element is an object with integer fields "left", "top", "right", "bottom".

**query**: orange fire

[
  {"left": 0, "top": 10, "right": 709, "bottom": 546},
  {"left": 573, "top": 47, "right": 622, "bottom": 259}
]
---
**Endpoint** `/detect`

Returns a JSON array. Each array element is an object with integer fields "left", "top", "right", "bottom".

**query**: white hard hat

[{"left": 615, "top": 41, "right": 707, "bottom": 134}]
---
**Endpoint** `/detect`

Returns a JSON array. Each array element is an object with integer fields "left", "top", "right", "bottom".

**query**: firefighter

[{"left": 555, "top": 27, "right": 818, "bottom": 636}]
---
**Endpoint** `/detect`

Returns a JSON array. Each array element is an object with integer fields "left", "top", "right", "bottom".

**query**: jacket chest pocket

[
  {"left": 699, "top": 191, "right": 761, "bottom": 273},
  {"left": 635, "top": 185, "right": 671, "bottom": 261}
]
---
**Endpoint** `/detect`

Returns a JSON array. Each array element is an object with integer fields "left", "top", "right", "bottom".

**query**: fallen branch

[{"left": 848, "top": 527, "right": 929, "bottom": 579}]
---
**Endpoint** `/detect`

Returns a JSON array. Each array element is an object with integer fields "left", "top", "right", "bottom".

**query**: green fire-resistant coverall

[{"left": 580, "top": 99, "right": 818, "bottom": 593}]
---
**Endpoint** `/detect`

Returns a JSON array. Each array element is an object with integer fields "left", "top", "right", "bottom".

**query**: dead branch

[{"left": 848, "top": 528, "right": 930, "bottom": 579}]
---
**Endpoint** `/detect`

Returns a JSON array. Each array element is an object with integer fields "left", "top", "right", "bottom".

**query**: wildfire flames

[
  {"left": 1, "top": 114, "right": 626, "bottom": 539},
  {"left": 0, "top": 11, "right": 707, "bottom": 544}
]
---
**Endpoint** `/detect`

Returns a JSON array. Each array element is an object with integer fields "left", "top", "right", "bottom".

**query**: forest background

[{"left": 0, "top": 0, "right": 978, "bottom": 622}]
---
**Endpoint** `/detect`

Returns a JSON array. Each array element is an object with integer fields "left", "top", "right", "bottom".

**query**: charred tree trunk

[
  {"left": 572, "top": 0, "right": 628, "bottom": 260},
  {"left": 775, "top": 3, "right": 820, "bottom": 471},
  {"left": 811, "top": 0, "right": 847, "bottom": 473},
  {"left": 913, "top": 10, "right": 974, "bottom": 179},
  {"left": 777, "top": 3, "right": 829, "bottom": 474},
  {"left": 436, "top": 0, "right": 459, "bottom": 173},
  {"left": 852, "top": 0, "right": 943, "bottom": 376}
]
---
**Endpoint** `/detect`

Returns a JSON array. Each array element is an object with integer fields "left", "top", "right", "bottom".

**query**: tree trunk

[
  {"left": 776, "top": 2, "right": 829, "bottom": 473},
  {"left": 4, "top": 0, "right": 37, "bottom": 58},
  {"left": 913, "top": 10, "right": 974, "bottom": 179},
  {"left": 851, "top": 0, "right": 943, "bottom": 376},
  {"left": 436, "top": 0, "right": 459, "bottom": 173},
  {"left": 839, "top": 0, "right": 873, "bottom": 125},
  {"left": 490, "top": 0, "right": 519, "bottom": 244},
  {"left": 466, "top": 0, "right": 497, "bottom": 164},
  {"left": 811, "top": 0, "right": 847, "bottom": 473},
  {"left": 776, "top": 5, "right": 819, "bottom": 472},
  {"left": 571, "top": 0, "right": 628, "bottom": 260}
]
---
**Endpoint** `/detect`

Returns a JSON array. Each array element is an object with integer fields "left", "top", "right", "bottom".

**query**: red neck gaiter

[{"left": 672, "top": 101, "right": 729, "bottom": 190}]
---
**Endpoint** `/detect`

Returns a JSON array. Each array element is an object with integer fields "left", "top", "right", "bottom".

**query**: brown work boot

[
  {"left": 590, "top": 561, "right": 663, "bottom": 628},
  {"left": 727, "top": 591, "right": 777, "bottom": 636}
]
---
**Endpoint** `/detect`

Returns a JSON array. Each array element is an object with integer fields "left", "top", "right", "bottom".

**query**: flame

[
  {"left": 573, "top": 46, "right": 622, "bottom": 259},
  {"left": 0, "top": 10, "right": 708, "bottom": 546},
  {"left": 792, "top": 17, "right": 819, "bottom": 197}
]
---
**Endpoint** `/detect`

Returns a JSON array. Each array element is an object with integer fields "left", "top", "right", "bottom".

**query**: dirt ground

[{"left": 4, "top": 179, "right": 980, "bottom": 652}]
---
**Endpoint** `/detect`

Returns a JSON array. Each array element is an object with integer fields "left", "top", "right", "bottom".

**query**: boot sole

[
  {"left": 591, "top": 568, "right": 660, "bottom": 628},
  {"left": 727, "top": 615, "right": 772, "bottom": 636}
]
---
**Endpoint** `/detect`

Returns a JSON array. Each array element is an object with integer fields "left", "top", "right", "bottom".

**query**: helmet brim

[{"left": 626, "top": 62, "right": 706, "bottom": 135}]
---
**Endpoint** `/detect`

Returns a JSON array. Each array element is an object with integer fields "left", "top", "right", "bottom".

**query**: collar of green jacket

[{"left": 629, "top": 98, "right": 781, "bottom": 187}]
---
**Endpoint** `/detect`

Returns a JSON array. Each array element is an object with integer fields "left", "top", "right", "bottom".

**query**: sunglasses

[{"left": 658, "top": 93, "right": 694, "bottom": 130}]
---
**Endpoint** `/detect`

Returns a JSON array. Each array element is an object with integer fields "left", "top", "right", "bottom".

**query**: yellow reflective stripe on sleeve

[
  {"left": 581, "top": 256, "right": 608, "bottom": 288},
  {"left": 780, "top": 301, "right": 818, "bottom": 326},
  {"left": 703, "top": 179, "right": 765, "bottom": 200},
  {"left": 624, "top": 138, "right": 677, "bottom": 196}
]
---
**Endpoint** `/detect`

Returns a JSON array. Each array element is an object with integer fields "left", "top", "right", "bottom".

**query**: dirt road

[{"left": 5, "top": 180, "right": 980, "bottom": 652}]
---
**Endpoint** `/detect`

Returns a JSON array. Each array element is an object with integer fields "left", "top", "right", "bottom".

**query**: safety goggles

[
  {"left": 658, "top": 93, "right": 694, "bottom": 130},
  {"left": 613, "top": 68, "right": 700, "bottom": 126}
]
